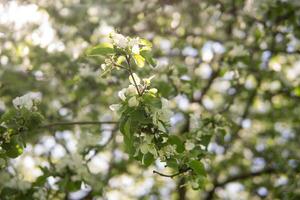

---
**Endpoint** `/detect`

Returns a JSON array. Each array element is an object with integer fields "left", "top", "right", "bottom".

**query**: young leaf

[
  {"left": 86, "top": 43, "right": 114, "bottom": 56},
  {"left": 139, "top": 39, "right": 152, "bottom": 48},
  {"left": 142, "top": 153, "right": 155, "bottom": 167},
  {"left": 122, "top": 119, "right": 135, "bottom": 155},
  {"left": 133, "top": 54, "right": 145, "bottom": 68},
  {"left": 168, "top": 135, "right": 184, "bottom": 153}
]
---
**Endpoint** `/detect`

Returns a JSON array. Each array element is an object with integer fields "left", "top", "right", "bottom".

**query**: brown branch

[
  {"left": 40, "top": 121, "right": 118, "bottom": 129},
  {"left": 194, "top": 67, "right": 221, "bottom": 105}
]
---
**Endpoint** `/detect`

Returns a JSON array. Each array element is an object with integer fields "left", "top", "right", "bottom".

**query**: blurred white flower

[
  {"left": 128, "top": 37, "right": 140, "bottom": 47},
  {"left": 132, "top": 44, "right": 140, "bottom": 54},
  {"left": 101, "top": 64, "right": 107, "bottom": 70},
  {"left": 109, "top": 104, "right": 121, "bottom": 111},
  {"left": 118, "top": 89, "right": 126, "bottom": 101},
  {"left": 185, "top": 140, "right": 195, "bottom": 151},
  {"left": 111, "top": 32, "right": 128, "bottom": 48},
  {"left": 12, "top": 92, "right": 42, "bottom": 110}
]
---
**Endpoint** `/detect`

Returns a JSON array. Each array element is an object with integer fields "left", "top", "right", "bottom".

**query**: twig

[
  {"left": 40, "top": 121, "right": 118, "bottom": 129},
  {"left": 153, "top": 168, "right": 191, "bottom": 178},
  {"left": 125, "top": 55, "right": 142, "bottom": 96}
]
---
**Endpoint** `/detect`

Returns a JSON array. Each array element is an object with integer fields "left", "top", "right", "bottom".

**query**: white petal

[
  {"left": 118, "top": 89, "right": 126, "bottom": 101},
  {"left": 132, "top": 44, "right": 140, "bottom": 54},
  {"left": 109, "top": 104, "right": 121, "bottom": 111}
]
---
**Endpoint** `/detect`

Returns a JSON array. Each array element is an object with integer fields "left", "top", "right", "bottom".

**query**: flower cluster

[
  {"left": 0, "top": 93, "right": 44, "bottom": 159},
  {"left": 110, "top": 32, "right": 141, "bottom": 54},
  {"left": 109, "top": 71, "right": 177, "bottom": 167},
  {"left": 12, "top": 92, "right": 42, "bottom": 110}
]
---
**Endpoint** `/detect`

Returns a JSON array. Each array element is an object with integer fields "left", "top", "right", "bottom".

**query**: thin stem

[
  {"left": 113, "top": 63, "right": 130, "bottom": 71},
  {"left": 40, "top": 121, "right": 118, "bottom": 129},
  {"left": 125, "top": 55, "right": 142, "bottom": 96},
  {"left": 153, "top": 168, "right": 191, "bottom": 178}
]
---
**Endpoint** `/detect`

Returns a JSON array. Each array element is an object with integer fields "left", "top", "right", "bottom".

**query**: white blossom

[
  {"left": 12, "top": 92, "right": 42, "bottom": 110},
  {"left": 128, "top": 37, "right": 140, "bottom": 47},
  {"left": 110, "top": 32, "right": 128, "bottom": 48},
  {"left": 185, "top": 140, "right": 195, "bottom": 151},
  {"left": 128, "top": 96, "right": 139, "bottom": 107},
  {"left": 157, "top": 98, "right": 173, "bottom": 122},
  {"left": 132, "top": 44, "right": 140, "bottom": 54},
  {"left": 159, "top": 145, "right": 177, "bottom": 159},
  {"left": 101, "top": 64, "right": 107, "bottom": 70}
]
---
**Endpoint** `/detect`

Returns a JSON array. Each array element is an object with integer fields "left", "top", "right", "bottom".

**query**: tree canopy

[{"left": 0, "top": 0, "right": 300, "bottom": 199}]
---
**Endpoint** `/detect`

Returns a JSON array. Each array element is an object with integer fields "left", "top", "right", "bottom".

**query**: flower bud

[
  {"left": 148, "top": 88, "right": 158, "bottom": 94},
  {"left": 128, "top": 96, "right": 139, "bottom": 107}
]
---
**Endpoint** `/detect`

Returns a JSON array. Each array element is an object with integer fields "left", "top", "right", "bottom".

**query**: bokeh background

[{"left": 0, "top": 0, "right": 300, "bottom": 199}]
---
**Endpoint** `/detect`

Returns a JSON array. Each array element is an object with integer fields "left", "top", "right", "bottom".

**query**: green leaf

[
  {"left": 0, "top": 126, "right": 6, "bottom": 134},
  {"left": 143, "top": 94, "right": 162, "bottom": 109},
  {"left": 189, "top": 160, "right": 206, "bottom": 176},
  {"left": 142, "top": 153, "right": 154, "bottom": 167},
  {"left": 140, "top": 50, "right": 156, "bottom": 67},
  {"left": 2, "top": 139, "right": 24, "bottom": 158},
  {"left": 166, "top": 158, "right": 179, "bottom": 170},
  {"left": 168, "top": 135, "right": 184, "bottom": 153},
  {"left": 130, "top": 109, "right": 150, "bottom": 124},
  {"left": 33, "top": 175, "right": 48, "bottom": 187},
  {"left": 200, "top": 134, "right": 212, "bottom": 149},
  {"left": 293, "top": 87, "right": 300, "bottom": 97},
  {"left": 86, "top": 43, "right": 114, "bottom": 56},
  {"left": 27, "top": 112, "right": 44, "bottom": 130},
  {"left": 133, "top": 54, "right": 145, "bottom": 68},
  {"left": 122, "top": 118, "right": 135, "bottom": 155}
]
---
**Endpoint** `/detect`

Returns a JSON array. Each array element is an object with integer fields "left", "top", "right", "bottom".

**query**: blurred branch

[
  {"left": 192, "top": 61, "right": 222, "bottom": 106},
  {"left": 205, "top": 167, "right": 277, "bottom": 200}
]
